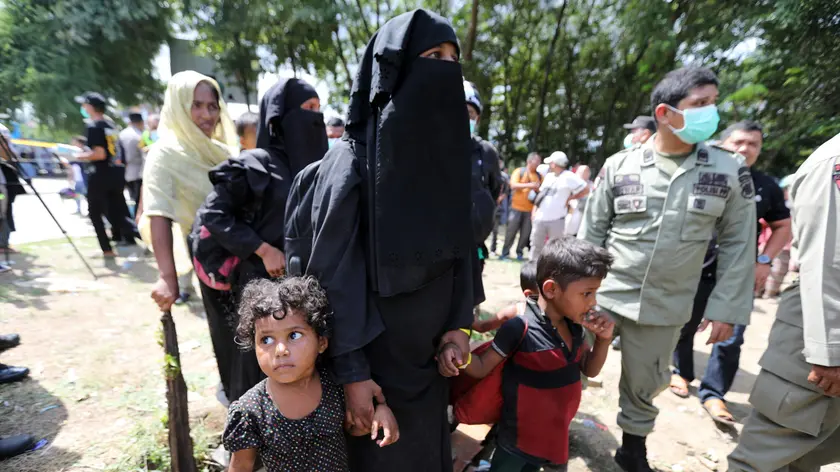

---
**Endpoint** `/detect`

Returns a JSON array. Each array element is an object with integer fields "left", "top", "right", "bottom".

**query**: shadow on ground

[{"left": 0, "top": 377, "right": 81, "bottom": 472}]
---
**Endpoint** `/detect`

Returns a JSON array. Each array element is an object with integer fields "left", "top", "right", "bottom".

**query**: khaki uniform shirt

[
  {"left": 769, "top": 133, "right": 840, "bottom": 369},
  {"left": 579, "top": 137, "right": 756, "bottom": 326}
]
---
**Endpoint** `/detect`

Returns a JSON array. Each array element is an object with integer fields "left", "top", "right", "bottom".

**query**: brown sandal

[
  {"left": 669, "top": 374, "right": 690, "bottom": 398},
  {"left": 703, "top": 398, "right": 736, "bottom": 426}
]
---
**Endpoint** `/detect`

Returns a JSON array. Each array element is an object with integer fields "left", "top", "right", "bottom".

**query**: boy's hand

[
  {"left": 437, "top": 343, "right": 463, "bottom": 377},
  {"left": 371, "top": 404, "right": 400, "bottom": 447},
  {"left": 582, "top": 310, "right": 615, "bottom": 340}
]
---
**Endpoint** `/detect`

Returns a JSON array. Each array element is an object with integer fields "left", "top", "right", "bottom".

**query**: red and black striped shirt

[{"left": 491, "top": 299, "right": 588, "bottom": 466}]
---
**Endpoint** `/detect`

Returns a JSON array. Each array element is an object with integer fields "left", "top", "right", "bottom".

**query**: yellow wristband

[
  {"left": 458, "top": 352, "right": 472, "bottom": 369},
  {"left": 460, "top": 328, "right": 472, "bottom": 337}
]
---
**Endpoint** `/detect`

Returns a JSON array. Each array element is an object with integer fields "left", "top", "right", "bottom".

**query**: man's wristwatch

[{"left": 757, "top": 254, "right": 772, "bottom": 265}]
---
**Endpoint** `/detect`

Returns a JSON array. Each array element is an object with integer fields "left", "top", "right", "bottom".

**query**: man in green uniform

[
  {"left": 727, "top": 132, "right": 840, "bottom": 472},
  {"left": 579, "top": 67, "right": 756, "bottom": 472}
]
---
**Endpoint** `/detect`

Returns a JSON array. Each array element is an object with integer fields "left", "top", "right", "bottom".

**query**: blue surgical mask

[
  {"left": 623, "top": 134, "right": 634, "bottom": 149},
  {"left": 666, "top": 104, "right": 720, "bottom": 144},
  {"left": 80, "top": 106, "right": 90, "bottom": 119},
  {"left": 328, "top": 137, "right": 339, "bottom": 149},
  {"left": 469, "top": 119, "right": 477, "bottom": 135}
]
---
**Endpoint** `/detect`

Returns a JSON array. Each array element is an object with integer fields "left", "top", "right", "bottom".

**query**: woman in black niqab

[
  {"left": 285, "top": 9, "right": 476, "bottom": 471},
  {"left": 191, "top": 77, "right": 328, "bottom": 403}
]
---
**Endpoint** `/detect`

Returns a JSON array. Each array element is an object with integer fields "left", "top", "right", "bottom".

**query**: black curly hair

[{"left": 235, "top": 276, "right": 332, "bottom": 351}]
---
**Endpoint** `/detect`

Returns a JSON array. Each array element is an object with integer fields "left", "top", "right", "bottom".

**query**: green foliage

[
  {"left": 2, "top": 0, "right": 837, "bottom": 175},
  {"left": 0, "top": 0, "right": 170, "bottom": 134}
]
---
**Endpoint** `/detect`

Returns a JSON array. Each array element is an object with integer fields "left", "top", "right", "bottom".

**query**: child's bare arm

[
  {"left": 438, "top": 342, "right": 506, "bottom": 379},
  {"left": 464, "top": 348, "right": 505, "bottom": 379},
  {"left": 580, "top": 337, "right": 611, "bottom": 377},
  {"left": 228, "top": 448, "right": 258, "bottom": 472},
  {"left": 473, "top": 304, "right": 518, "bottom": 333},
  {"left": 580, "top": 312, "right": 615, "bottom": 377}
]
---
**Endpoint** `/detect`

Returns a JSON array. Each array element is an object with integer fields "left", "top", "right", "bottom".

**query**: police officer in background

[
  {"left": 579, "top": 67, "right": 756, "bottom": 472},
  {"left": 727, "top": 132, "right": 840, "bottom": 472},
  {"left": 465, "top": 80, "right": 502, "bottom": 272},
  {"left": 623, "top": 115, "right": 657, "bottom": 147}
]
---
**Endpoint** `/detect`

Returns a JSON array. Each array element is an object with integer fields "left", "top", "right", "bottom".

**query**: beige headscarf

[{"left": 140, "top": 71, "right": 238, "bottom": 269}]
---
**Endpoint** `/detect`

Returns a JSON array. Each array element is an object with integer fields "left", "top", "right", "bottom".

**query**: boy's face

[
  {"left": 542, "top": 276, "right": 602, "bottom": 324},
  {"left": 254, "top": 309, "right": 327, "bottom": 385},
  {"left": 239, "top": 125, "right": 257, "bottom": 151}
]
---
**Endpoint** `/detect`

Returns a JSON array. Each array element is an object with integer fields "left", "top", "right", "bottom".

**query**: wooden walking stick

[{"left": 160, "top": 310, "right": 197, "bottom": 472}]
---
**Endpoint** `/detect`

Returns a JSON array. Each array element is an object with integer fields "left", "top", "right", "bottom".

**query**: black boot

[
  {"left": 0, "top": 434, "right": 35, "bottom": 459},
  {"left": 0, "top": 334, "right": 20, "bottom": 353},
  {"left": 0, "top": 364, "right": 29, "bottom": 384},
  {"left": 615, "top": 432, "right": 654, "bottom": 472}
]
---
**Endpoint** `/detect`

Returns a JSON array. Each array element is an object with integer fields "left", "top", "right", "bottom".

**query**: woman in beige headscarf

[{"left": 137, "top": 71, "right": 237, "bottom": 311}]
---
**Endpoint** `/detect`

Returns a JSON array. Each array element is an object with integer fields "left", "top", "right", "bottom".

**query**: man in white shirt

[
  {"left": 530, "top": 151, "right": 589, "bottom": 260},
  {"left": 119, "top": 113, "right": 145, "bottom": 206}
]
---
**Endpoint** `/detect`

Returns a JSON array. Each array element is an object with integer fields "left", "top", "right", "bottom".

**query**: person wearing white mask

[{"left": 529, "top": 151, "right": 588, "bottom": 260}]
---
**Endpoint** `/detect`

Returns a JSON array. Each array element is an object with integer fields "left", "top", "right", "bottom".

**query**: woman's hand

[
  {"left": 344, "top": 380, "right": 385, "bottom": 432},
  {"left": 256, "top": 243, "right": 286, "bottom": 278},
  {"left": 151, "top": 275, "right": 179, "bottom": 312}
]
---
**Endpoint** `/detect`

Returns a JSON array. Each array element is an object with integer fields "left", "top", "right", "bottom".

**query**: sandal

[
  {"left": 669, "top": 374, "right": 690, "bottom": 398},
  {"left": 703, "top": 398, "right": 736, "bottom": 426}
]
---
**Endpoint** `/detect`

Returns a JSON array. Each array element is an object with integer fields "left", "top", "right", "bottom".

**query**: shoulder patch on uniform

[
  {"left": 697, "top": 148, "right": 709, "bottom": 164},
  {"left": 833, "top": 163, "right": 840, "bottom": 190},
  {"left": 642, "top": 149, "right": 654, "bottom": 165},
  {"left": 737, "top": 166, "right": 755, "bottom": 199}
]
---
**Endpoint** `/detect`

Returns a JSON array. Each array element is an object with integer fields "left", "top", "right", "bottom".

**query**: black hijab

[
  {"left": 256, "top": 78, "right": 328, "bottom": 176},
  {"left": 345, "top": 9, "right": 473, "bottom": 277}
]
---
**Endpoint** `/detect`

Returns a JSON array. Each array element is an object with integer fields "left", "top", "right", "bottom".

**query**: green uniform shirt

[{"left": 579, "top": 136, "right": 756, "bottom": 326}]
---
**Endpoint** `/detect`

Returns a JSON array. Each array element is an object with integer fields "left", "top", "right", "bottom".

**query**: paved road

[{"left": 10, "top": 177, "right": 101, "bottom": 245}]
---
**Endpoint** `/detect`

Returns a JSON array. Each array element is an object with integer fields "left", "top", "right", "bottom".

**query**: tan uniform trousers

[
  {"left": 609, "top": 310, "right": 682, "bottom": 436},
  {"left": 728, "top": 320, "right": 840, "bottom": 472}
]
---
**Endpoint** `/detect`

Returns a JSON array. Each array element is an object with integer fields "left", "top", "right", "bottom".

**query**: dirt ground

[{"left": 1, "top": 235, "right": 838, "bottom": 471}]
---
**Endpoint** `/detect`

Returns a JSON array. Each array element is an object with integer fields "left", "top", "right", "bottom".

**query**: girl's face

[
  {"left": 191, "top": 81, "right": 221, "bottom": 138},
  {"left": 254, "top": 309, "right": 327, "bottom": 385},
  {"left": 300, "top": 97, "right": 321, "bottom": 112},
  {"left": 420, "top": 42, "right": 459, "bottom": 62}
]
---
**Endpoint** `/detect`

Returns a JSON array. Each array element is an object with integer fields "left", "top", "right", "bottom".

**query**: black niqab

[
  {"left": 345, "top": 8, "right": 473, "bottom": 290},
  {"left": 256, "top": 78, "right": 328, "bottom": 176}
]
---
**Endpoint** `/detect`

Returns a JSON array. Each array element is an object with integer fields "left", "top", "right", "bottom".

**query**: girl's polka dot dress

[{"left": 223, "top": 367, "right": 348, "bottom": 471}]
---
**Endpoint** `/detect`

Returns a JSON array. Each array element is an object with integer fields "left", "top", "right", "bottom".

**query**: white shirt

[{"left": 534, "top": 170, "right": 588, "bottom": 222}]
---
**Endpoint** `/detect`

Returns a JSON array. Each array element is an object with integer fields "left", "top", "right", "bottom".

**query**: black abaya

[
  {"left": 287, "top": 9, "right": 476, "bottom": 471},
  {"left": 192, "top": 78, "right": 327, "bottom": 402}
]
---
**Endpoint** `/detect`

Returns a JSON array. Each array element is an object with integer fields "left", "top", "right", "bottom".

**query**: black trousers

[
  {"left": 125, "top": 179, "right": 142, "bottom": 205},
  {"left": 199, "top": 280, "right": 265, "bottom": 403},
  {"left": 87, "top": 171, "right": 137, "bottom": 253}
]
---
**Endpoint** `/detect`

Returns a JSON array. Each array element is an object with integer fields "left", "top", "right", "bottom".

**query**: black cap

[
  {"left": 464, "top": 81, "right": 482, "bottom": 115},
  {"left": 327, "top": 117, "right": 345, "bottom": 128},
  {"left": 74, "top": 92, "right": 107, "bottom": 109},
  {"left": 622, "top": 115, "right": 656, "bottom": 133},
  {"left": 128, "top": 113, "right": 144, "bottom": 123}
]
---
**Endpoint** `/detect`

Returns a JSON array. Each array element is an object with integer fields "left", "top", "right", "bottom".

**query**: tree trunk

[
  {"left": 463, "top": 0, "right": 479, "bottom": 62},
  {"left": 161, "top": 311, "right": 197, "bottom": 472},
  {"left": 531, "top": 2, "right": 568, "bottom": 149},
  {"left": 333, "top": 31, "right": 354, "bottom": 89}
]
